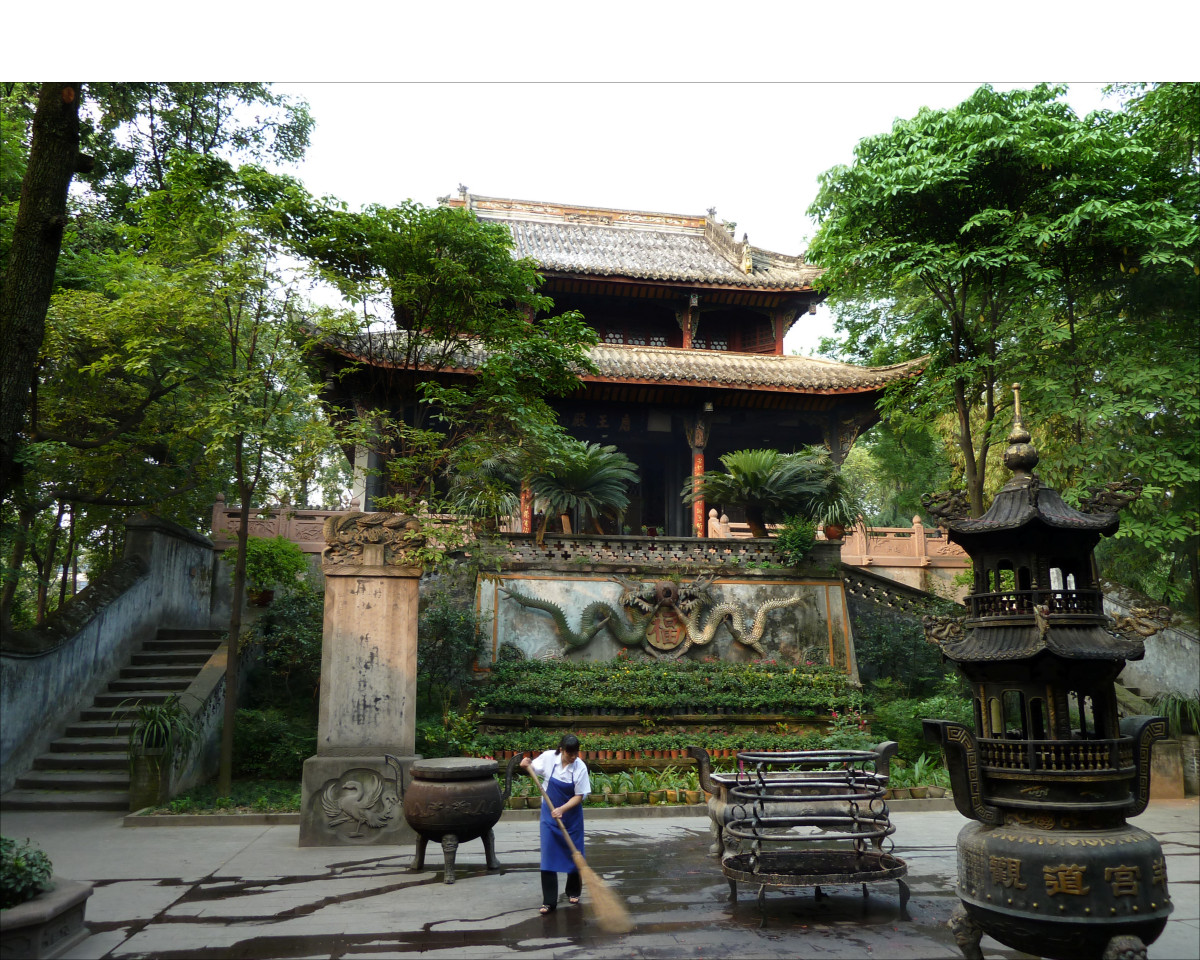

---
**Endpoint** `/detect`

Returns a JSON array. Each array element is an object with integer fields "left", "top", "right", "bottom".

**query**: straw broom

[{"left": 528, "top": 767, "right": 634, "bottom": 934}]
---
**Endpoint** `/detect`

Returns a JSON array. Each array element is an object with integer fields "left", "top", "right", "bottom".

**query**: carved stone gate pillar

[{"left": 299, "top": 513, "right": 423, "bottom": 846}]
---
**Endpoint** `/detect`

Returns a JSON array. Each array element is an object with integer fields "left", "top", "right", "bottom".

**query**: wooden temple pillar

[
  {"left": 519, "top": 483, "right": 533, "bottom": 534},
  {"left": 683, "top": 410, "right": 712, "bottom": 537}
]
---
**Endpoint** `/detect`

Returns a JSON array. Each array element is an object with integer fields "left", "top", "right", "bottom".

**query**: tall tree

[
  {"left": 808, "top": 84, "right": 1197, "bottom": 521},
  {"left": 134, "top": 155, "right": 331, "bottom": 794},
  {"left": 1, "top": 83, "right": 88, "bottom": 501}
]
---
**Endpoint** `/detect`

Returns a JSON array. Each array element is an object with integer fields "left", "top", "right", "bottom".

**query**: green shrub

[
  {"left": 852, "top": 607, "right": 950, "bottom": 698},
  {"left": 776, "top": 514, "right": 817, "bottom": 566},
  {"left": 1, "top": 837, "right": 54, "bottom": 909},
  {"left": 232, "top": 708, "right": 317, "bottom": 779},
  {"left": 229, "top": 535, "right": 309, "bottom": 594},
  {"left": 248, "top": 585, "right": 323, "bottom": 710},
  {"left": 418, "top": 590, "right": 485, "bottom": 714},
  {"left": 869, "top": 678, "right": 974, "bottom": 763}
]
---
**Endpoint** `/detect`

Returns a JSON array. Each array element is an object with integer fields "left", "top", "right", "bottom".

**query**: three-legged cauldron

[{"left": 402, "top": 756, "right": 521, "bottom": 884}]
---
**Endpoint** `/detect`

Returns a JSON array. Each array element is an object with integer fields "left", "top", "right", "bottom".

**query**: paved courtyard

[{"left": 1, "top": 801, "right": 1196, "bottom": 959}]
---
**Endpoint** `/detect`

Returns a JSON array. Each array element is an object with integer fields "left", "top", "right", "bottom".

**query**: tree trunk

[
  {"left": 744, "top": 505, "right": 768, "bottom": 539},
  {"left": 0, "top": 83, "right": 86, "bottom": 500},
  {"left": 0, "top": 501, "right": 37, "bottom": 631},
  {"left": 217, "top": 490, "right": 249, "bottom": 797}
]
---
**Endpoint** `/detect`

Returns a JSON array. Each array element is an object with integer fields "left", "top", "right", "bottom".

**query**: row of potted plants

[
  {"left": 478, "top": 727, "right": 845, "bottom": 759},
  {"left": 502, "top": 766, "right": 710, "bottom": 808},
  {"left": 481, "top": 657, "right": 861, "bottom": 715}
]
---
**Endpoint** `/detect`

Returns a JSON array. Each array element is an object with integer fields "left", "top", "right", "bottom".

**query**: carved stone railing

[{"left": 209, "top": 496, "right": 519, "bottom": 553}]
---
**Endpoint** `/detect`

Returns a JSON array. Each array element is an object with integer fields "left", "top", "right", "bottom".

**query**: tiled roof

[
  {"left": 941, "top": 624, "right": 1144, "bottom": 662},
  {"left": 323, "top": 330, "right": 923, "bottom": 394},
  {"left": 587, "top": 343, "right": 922, "bottom": 392},
  {"left": 949, "top": 480, "right": 1118, "bottom": 537},
  {"left": 448, "top": 195, "right": 821, "bottom": 290}
]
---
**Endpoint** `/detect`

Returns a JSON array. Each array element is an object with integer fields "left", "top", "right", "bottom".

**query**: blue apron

[{"left": 539, "top": 766, "right": 584, "bottom": 873}]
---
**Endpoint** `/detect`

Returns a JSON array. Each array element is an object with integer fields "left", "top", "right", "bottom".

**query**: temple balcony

[{"left": 967, "top": 588, "right": 1105, "bottom": 619}]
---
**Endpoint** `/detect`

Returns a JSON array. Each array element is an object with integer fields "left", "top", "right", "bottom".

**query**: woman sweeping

[{"left": 520, "top": 734, "right": 591, "bottom": 914}]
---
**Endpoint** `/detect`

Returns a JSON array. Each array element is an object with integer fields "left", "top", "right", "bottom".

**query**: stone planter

[
  {"left": 128, "top": 747, "right": 168, "bottom": 812},
  {"left": 1181, "top": 734, "right": 1199, "bottom": 796},
  {"left": 0, "top": 877, "right": 93, "bottom": 959}
]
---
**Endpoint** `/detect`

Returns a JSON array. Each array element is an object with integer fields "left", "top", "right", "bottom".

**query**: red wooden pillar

[
  {"left": 520, "top": 483, "right": 533, "bottom": 534},
  {"left": 683, "top": 410, "right": 712, "bottom": 538}
]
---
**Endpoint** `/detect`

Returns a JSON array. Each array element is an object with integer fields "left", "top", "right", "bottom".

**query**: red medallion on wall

[{"left": 646, "top": 607, "right": 688, "bottom": 652}]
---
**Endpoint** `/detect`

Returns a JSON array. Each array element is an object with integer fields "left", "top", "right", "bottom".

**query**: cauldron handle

[
  {"left": 502, "top": 753, "right": 523, "bottom": 800},
  {"left": 686, "top": 746, "right": 714, "bottom": 794},
  {"left": 385, "top": 754, "right": 404, "bottom": 801}
]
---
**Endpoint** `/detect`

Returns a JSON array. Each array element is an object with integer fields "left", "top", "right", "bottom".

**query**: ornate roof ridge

[{"left": 444, "top": 191, "right": 817, "bottom": 288}]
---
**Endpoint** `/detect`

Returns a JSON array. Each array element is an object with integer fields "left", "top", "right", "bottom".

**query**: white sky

[
  {"left": 18, "top": 3, "right": 1195, "bottom": 356},
  {"left": 270, "top": 80, "right": 1114, "bottom": 354}
]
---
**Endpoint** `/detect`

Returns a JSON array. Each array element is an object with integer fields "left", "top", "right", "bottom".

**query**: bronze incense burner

[{"left": 924, "top": 388, "right": 1170, "bottom": 960}]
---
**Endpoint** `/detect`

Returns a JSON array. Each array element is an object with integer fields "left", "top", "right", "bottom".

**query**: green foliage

[
  {"left": 869, "top": 678, "right": 974, "bottom": 763},
  {"left": 416, "top": 704, "right": 487, "bottom": 758},
  {"left": 116, "top": 693, "right": 201, "bottom": 769},
  {"left": 775, "top": 514, "right": 817, "bottom": 566},
  {"left": 852, "top": 608, "right": 952, "bottom": 698},
  {"left": 159, "top": 780, "right": 301, "bottom": 814},
  {"left": 247, "top": 586, "right": 323, "bottom": 706},
  {"left": 231, "top": 708, "right": 317, "bottom": 780},
  {"left": 418, "top": 590, "right": 486, "bottom": 713},
  {"left": 841, "top": 422, "right": 955, "bottom": 526},
  {"left": 529, "top": 439, "right": 639, "bottom": 538},
  {"left": 231, "top": 535, "right": 308, "bottom": 594},
  {"left": 481, "top": 657, "right": 859, "bottom": 715},
  {"left": 809, "top": 82, "right": 1199, "bottom": 544},
  {"left": 1151, "top": 691, "right": 1200, "bottom": 739},
  {"left": 0, "top": 836, "right": 54, "bottom": 909},
  {"left": 682, "top": 446, "right": 839, "bottom": 537}
]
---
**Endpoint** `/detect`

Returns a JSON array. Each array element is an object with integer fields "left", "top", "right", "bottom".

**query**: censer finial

[{"left": 1002, "top": 383, "right": 1039, "bottom": 477}]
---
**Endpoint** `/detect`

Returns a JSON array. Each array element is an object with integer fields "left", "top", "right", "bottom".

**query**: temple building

[{"left": 320, "top": 191, "right": 922, "bottom": 536}]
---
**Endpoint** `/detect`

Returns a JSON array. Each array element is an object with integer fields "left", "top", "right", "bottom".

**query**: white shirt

[{"left": 530, "top": 750, "right": 591, "bottom": 796}]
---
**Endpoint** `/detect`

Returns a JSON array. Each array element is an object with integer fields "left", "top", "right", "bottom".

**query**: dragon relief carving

[
  {"left": 322, "top": 512, "right": 425, "bottom": 566},
  {"left": 501, "top": 574, "right": 803, "bottom": 659},
  {"left": 921, "top": 490, "right": 970, "bottom": 523}
]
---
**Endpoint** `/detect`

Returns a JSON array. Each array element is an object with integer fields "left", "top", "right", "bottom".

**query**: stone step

[
  {"left": 141, "top": 638, "right": 222, "bottom": 652},
  {"left": 66, "top": 719, "right": 133, "bottom": 736},
  {"left": 156, "top": 628, "right": 225, "bottom": 642},
  {"left": 120, "top": 664, "right": 199, "bottom": 679},
  {"left": 107, "top": 678, "right": 191, "bottom": 693},
  {"left": 131, "top": 651, "right": 212, "bottom": 666},
  {"left": 0, "top": 789, "right": 129, "bottom": 811},
  {"left": 16, "top": 769, "right": 129, "bottom": 791},
  {"left": 50, "top": 736, "right": 129, "bottom": 753},
  {"left": 94, "top": 691, "right": 173, "bottom": 708},
  {"left": 34, "top": 752, "right": 127, "bottom": 771}
]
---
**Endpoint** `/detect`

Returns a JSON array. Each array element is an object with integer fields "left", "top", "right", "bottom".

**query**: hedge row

[{"left": 479, "top": 657, "right": 860, "bottom": 714}]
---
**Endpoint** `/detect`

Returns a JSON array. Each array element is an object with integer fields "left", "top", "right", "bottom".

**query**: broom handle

[{"left": 527, "top": 766, "right": 580, "bottom": 855}]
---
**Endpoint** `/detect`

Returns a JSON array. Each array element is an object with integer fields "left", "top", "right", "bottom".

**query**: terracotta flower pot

[{"left": 684, "top": 789, "right": 704, "bottom": 805}]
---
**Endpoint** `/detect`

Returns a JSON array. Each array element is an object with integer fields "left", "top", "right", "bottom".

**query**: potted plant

[
  {"left": 1, "top": 836, "right": 93, "bottom": 956},
  {"left": 1152, "top": 691, "right": 1200, "bottom": 795},
  {"left": 228, "top": 535, "right": 308, "bottom": 605},
  {"left": 683, "top": 768, "right": 704, "bottom": 805},
  {"left": 682, "top": 447, "right": 834, "bottom": 540},
  {"left": 118, "top": 694, "right": 201, "bottom": 812},
  {"left": 810, "top": 481, "right": 864, "bottom": 542}
]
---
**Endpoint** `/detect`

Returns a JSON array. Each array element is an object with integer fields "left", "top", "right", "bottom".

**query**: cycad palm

[
  {"left": 682, "top": 447, "right": 833, "bottom": 538},
  {"left": 529, "top": 440, "right": 639, "bottom": 541}
]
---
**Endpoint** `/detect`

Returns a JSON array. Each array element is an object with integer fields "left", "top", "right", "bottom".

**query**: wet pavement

[{"left": 1, "top": 801, "right": 1196, "bottom": 959}]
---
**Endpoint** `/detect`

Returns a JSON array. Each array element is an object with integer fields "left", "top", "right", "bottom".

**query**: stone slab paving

[{"left": 0, "top": 800, "right": 1195, "bottom": 959}]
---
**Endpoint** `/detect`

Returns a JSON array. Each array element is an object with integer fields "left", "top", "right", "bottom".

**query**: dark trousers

[{"left": 541, "top": 869, "right": 581, "bottom": 905}]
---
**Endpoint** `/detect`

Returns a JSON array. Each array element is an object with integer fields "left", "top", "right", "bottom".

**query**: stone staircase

[{"left": 2, "top": 628, "right": 224, "bottom": 811}]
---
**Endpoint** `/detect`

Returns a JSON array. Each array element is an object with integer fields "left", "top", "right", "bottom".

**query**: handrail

[{"left": 969, "top": 588, "right": 1104, "bottom": 618}]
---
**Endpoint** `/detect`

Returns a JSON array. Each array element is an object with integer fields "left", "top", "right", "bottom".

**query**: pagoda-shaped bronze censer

[{"left": 923, "top": 386, "right": 1170, "bottom": 960}]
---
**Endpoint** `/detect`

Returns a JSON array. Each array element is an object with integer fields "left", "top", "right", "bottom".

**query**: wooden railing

[
  {"left": 968, "top": 588, "right": 1104, "bottom": 618},
  {"left": 979, "top": 736, "right": 1134, "bottom": 775}
]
